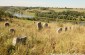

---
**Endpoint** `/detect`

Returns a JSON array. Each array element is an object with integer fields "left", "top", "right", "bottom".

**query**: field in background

[
  {"left": 21, "top": 8, "right": 85, "bottom": 16},
  {"left": 4, "top": 6, "right": 85, "bottom": 17},
  {"left": 50, "top": 8, "right": 85, "bottom": 12},
  {"left": 0, "top": 18, "right": 85, "bottom": 55}
]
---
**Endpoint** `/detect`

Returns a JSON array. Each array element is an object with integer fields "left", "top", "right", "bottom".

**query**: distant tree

[{"left": 0, "top": 9, "right": 13, "bottom": 21}]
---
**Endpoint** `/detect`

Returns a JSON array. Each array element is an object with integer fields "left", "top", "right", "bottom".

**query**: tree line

[
  {"left": 0, "top": 9, "right": 13, "bottom": 21},
  {"left": 35, "top": 10, "right": 85, "bottom": 22}
]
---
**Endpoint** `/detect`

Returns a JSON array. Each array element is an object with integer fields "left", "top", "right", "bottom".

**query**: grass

[
  {"left": 50, "top": 8, "right": 85, "bottom": 12},
  {"left": 0, "top": 18, "right": 85, "bottom": 55}
]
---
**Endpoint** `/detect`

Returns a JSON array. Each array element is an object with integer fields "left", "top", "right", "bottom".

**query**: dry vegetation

[{"left": 0, "top": 18, "right": 85, "bottom": 55}]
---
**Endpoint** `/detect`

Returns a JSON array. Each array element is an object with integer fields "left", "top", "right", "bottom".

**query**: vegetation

[
  {"left": 1, "top": 6, "right": 85, "bottom": 55},
  {"left": 0, "top": 18, "right": 85, "bottom": 55},
  {"left": 1, "top": 6, "right": 85, "bottom": 22},
  {"left": 35, "top": 10, "right": 85, "bottom": 22},
  {"left": 0, "top": 9, "right": 13, "bottom": 21}
]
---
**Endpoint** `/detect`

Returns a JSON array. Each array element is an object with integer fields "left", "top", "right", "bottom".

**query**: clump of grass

[{"left": 57, "top": 23, "right": 64, "bottom": 27}]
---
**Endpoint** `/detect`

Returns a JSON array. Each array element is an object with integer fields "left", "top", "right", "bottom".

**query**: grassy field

[
  {"left": 50, "top": 8, "right": 85, "bottom": 12},
  {"left": 0, "top": 18, "right": 85, "bottom": 55},
  {"left": 25, "top": 8, "right": 85, "bottom": 13}
]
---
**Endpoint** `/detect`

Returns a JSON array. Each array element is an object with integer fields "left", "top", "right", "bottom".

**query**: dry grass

[
  {"left": 50, "top": 8, "right": 85, "bottom": 12},
  {"left": 0, "top": 19, "right": 85, "bottom": 55}
]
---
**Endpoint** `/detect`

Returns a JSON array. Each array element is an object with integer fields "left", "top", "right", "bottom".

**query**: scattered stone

[
  {"left": 43, "top": 23, "right": 48, "bottom": 28},
  {"left": 9, "top": 28, "right": 15, "bottom": 34},
  {"left": 57, "top": 27, "right": 62, "bottom": 33},
  {"left": 5, "top": 22, "right": 10, "bottom": 27},
  {"left": 12, "top": 36, "right": 27, "bottom": 46},
  {"left": 37, "top": 22, "right": 43, "bottom": 30}
]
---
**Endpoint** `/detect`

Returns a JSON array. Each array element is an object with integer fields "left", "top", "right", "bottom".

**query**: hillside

[{"left": 0, "top": 18, "right": 85, "bottom": 55}]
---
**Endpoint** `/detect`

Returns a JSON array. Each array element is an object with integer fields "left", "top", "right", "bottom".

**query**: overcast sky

[{"left": 0, "top": 0, "right": 85, "bottom": 8}]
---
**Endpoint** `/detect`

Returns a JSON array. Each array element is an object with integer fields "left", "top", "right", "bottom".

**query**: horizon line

[{"left": 0, "top": 5, "right": 85, "bottom": 9}]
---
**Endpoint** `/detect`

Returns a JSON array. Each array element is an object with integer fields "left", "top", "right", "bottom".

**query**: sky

[{"left": 0, "top": 0, "right": 85, "bottom": 8}]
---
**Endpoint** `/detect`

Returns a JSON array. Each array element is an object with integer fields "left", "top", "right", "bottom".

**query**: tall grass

[{"left": 0, "top": 19, "right": 85, "bottom": 55}]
